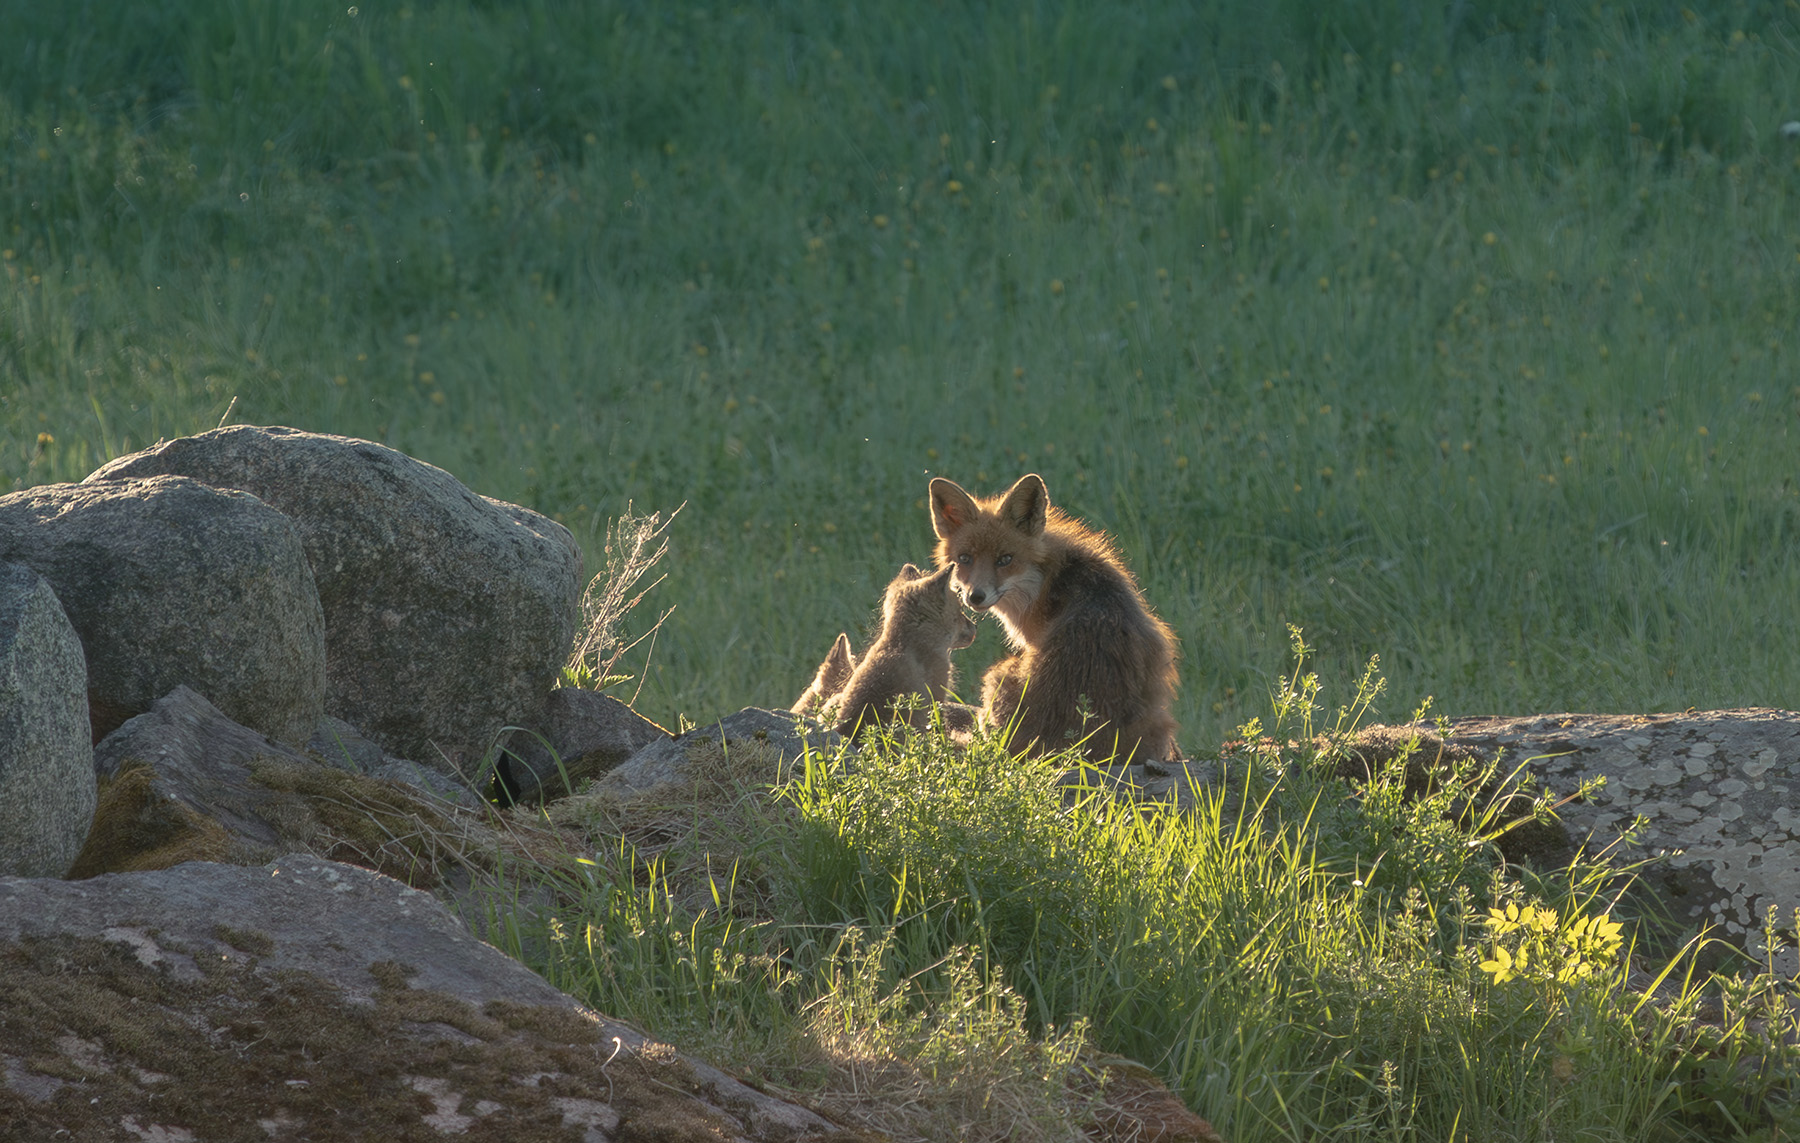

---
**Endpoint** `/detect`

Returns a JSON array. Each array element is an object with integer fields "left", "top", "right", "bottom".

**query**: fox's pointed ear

[
  {"left": 827, "top": 632, "right": 854, "bottom": 671},
  {"left": 929, "top": 477, "right": 978, "bottom": 539},
  {"left": 1000, "top": 474, "right": 1048, "bottom": 537}
]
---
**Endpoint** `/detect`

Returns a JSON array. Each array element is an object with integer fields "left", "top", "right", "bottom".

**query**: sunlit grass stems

[{"left": 480, "top": 651, "right": 1796, "bottom": 1141}]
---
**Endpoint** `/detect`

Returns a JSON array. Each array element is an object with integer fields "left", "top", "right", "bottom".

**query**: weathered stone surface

[
  {"left": 307, "top": 714, "right": 485, "bottom": 810},
  {"left": 1432, "top": 709, "right": 1800, "bottom": 968},
  {"left": 0, "top": 475, "right": 326, "bottom": 744},
  {"left": 90, "top": 425, "right": 582, "bottom": 777},
  {"left": 74, "top": 685, "right": 332, "bottom": 877},
  {"left": 595, "top": 707, "right": 838, "bottom": 801},
  {"left": 497, "top": 687, "right": 671, "bottom": 804},
  {"left": 73, "top": 686, "right": 481, "bottom": 880},
  {"left": 0, "top": 855, "right": 869, "bottom": 1141},
  {"left": 0, "top": 563, "right": 93, "bottom": 877}
]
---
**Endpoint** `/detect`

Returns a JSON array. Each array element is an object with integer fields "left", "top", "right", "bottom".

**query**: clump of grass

[
  {"left": 564, "top": 502, "right": 682, "bottom": 698},
  {"left": 479, "top": 640, "right": 1799, "bottom": 1143}
]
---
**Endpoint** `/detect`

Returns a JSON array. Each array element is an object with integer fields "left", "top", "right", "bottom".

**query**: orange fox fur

[
  {"left": 929, "top": 473, "right": 1179, "bottom": 762},
  {"left": 791, "top": 632, "right": 857, "bottom": 717},
  {"left": 833, "top": 562, "right": 978, "bottom": 737}
]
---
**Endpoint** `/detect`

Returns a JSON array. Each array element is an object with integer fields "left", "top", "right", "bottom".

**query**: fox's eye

[
  {"left": 956, "top": 553, "right": 971, "bottom": 565},
  {"left": 996, "top": 554, "right": 1012, "bottom": 568}
]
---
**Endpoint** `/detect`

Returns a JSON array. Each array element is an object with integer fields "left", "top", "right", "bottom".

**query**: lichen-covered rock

[
  {"left": 0, "top": 856, "right": 869, "bottom": 1141},
  {"left": 496, "top": 687, "right": 671, "bottom": 803},
  {"left": 0, "top": 563, "right": 93, "bottom": 877},
  {"left": 74, "top": 685, "right": 336, "bottom": 877},
  {"left": 90, "top": 426, "right": 582, "bottom": 777},
  {"left": 73, "top": 686, "right": 481, "bottom": 881},
  {"left": 1433, "top": 709, "right": 1800, "bottom": 968},
  {"left": 0, "top": 476, "right": 325, "bottom": 745}
]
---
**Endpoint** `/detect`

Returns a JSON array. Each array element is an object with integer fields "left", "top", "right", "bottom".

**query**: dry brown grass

[{"left": 566, "top": 503, "right": 682, "bottom": 702}]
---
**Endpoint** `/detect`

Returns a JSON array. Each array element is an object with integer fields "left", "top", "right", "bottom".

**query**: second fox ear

[
  {"left": 929, "top": 477, "right": 978, "bottom": 539},
  {"left": 1000, "top": 474, "right": 1048, "bottom": 537}
]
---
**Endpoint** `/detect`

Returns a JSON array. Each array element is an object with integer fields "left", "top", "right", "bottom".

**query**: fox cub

[
  {"left": 832, "top": 562, "right": 978, "bottom": 737},
  {"left": 791, "top": 631, "right": 857, "bottom": 718},
  {"left": 929, "top": 473, "right": 1179, "bottom": 762}
]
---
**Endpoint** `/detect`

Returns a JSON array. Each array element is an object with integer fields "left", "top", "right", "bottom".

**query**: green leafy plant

[{"left": 1478, "top": 901, "right": 1625, "bottom": 988}]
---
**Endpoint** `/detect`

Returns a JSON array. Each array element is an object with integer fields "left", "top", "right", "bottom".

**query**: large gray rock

[
  {"left": 0, "top": 475, "right": 325, "bottom": 745},
  {"left": 0, "top": 562, "right": 93, "bottom": 877},
  {"left": 74, "top": 686, "right": 482, "bottom": 881},
  {"left": 91, "top": 426, "right": 583, "bottom": 777},
  {"left": 1431, "top": 709, "right": 1800, "bottom": 969},
  {"left": 497, "top": 687, "right": 671, "bottom": 804},
  {"left": 0, "top": 855, "right": 869, "bottom": 1141}
]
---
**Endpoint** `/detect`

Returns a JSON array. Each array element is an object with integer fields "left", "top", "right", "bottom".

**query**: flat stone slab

[
  {"left": 0, "top": 856, "right": 867, "bottom": 1141},
  {"left": 1435, "top": 709, "right": 1800, "bottom": 965}
]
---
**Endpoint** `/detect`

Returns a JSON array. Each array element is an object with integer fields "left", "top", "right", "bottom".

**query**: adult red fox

[
  {"left": 833, "top": 562, "right": 978, "bottom": 738},
  {"left": 929, "top": 473, "right": 1179, "bottom": 762}
]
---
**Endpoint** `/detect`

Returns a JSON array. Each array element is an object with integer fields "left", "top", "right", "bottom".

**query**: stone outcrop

[
  {"left": 308, "top": 714, "right": 484, "bottom": 809},
  {"left": 91, "top": 425, "right": 583, "bottom": 777},
  {"left": 1431, "top": 709, "right": 1800, "bottom": 968},
  {"left": 73, "top": 686, "right": 484, "bottom": 883},
  {"left": 594, "top": 707, "right": 838, "bottom": 802},
  {"left": 0, "top": 474, "right": 326, "bottom": 745},
  {"left": 496, "top": 687, "right": 671, "bottom": 804},
  {"left": 0, "top": 855, "right": 871, "bottom": 1141},
  {"left": 0, "top": 562, "right": 93, "bottom": 877}
]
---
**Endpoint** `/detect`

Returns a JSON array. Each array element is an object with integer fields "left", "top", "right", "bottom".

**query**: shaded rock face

[
  {"left": 0, "top": 856, "right": 870, "bottom": 1142},
  {"left": 0, "top": 475, "right": 326, "bottom": 745},
  {"left": 0, "top": 563, "right": 93, "bottom": 877},
  {"left": 1437, "top": 709, "right": 1800, "bottom": 969},
  {"left": 74, "top": 686, "right": 483, "bottom": 883},
  {"left": 497, "top": 687, "right": 671, "bottom": 804},
  {"left": 91, "top": 426, "right": 583, "bottom": 777}
]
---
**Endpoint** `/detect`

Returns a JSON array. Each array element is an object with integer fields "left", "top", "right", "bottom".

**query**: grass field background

[{"left": 5, "top": 0, "right": 1799, "bottom": 744}]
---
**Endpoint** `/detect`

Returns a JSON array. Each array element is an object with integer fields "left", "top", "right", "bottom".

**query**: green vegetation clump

[
  {"left": 8, "top": 5, "right": 1800, "bottom": 1135},
  {"left": 5, "top": 0, "right": 1797, "bottom": 741},
  {"left": 504, "top": 654, "right": 1800, "bottom": 1142}
]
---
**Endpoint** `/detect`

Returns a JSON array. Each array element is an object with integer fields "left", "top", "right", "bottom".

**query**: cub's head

[
  {"left": 928, "top": 473, "right": 1049, "bottom": 618},
  {"left": 884, "top": 562, "right": 978, "bottom": 650}
]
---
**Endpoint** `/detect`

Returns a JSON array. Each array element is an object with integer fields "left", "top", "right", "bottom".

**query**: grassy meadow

[
  {"left": 9, "top": 1, "right": 1800, "bottom": 1139},
  {"left": 6, "top": 0, "right": 1800, "bottom": 744},
  {"left": 10, "top": 6, "right": 1800, "bottom": 1137}
]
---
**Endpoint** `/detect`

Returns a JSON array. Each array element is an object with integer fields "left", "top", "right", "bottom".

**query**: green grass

[
  {"left": 490, "top": 657, "right": 1800, "bottom": 1141},
  {"left": 6, "top": 0, "right": 1799, "bottom": 744},
  {"left": 11, "top": 7, "right": 1800, "bottom": 1134}
]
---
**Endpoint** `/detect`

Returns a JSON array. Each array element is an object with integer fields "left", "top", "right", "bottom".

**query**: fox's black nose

[{"left": 965, "top": 589, "right": 990, "bottom": 609}]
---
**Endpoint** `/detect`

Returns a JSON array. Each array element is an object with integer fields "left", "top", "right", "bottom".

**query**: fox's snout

[{"left": 949, "top": 566, "right": 1004, "bottom": 611}]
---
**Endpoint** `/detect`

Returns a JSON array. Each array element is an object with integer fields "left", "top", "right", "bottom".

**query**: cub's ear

[
  {"left": 1000, "top": 473, "right": 1048, "bottom": 537},
  {"left": 929, "top": 477, "right": 978, "bottom": 539},
  {"left": 829, "top": 631, "right": 856, "bottom": 671},
  {"left": 924, "top": 563, "right": 957, "bottom": 588},
  {"left": 899, "top": 562, "right": 923, "bottom": 579},
  {"left": 822, "top": 632, "right": 856, "bottom": 689}
]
